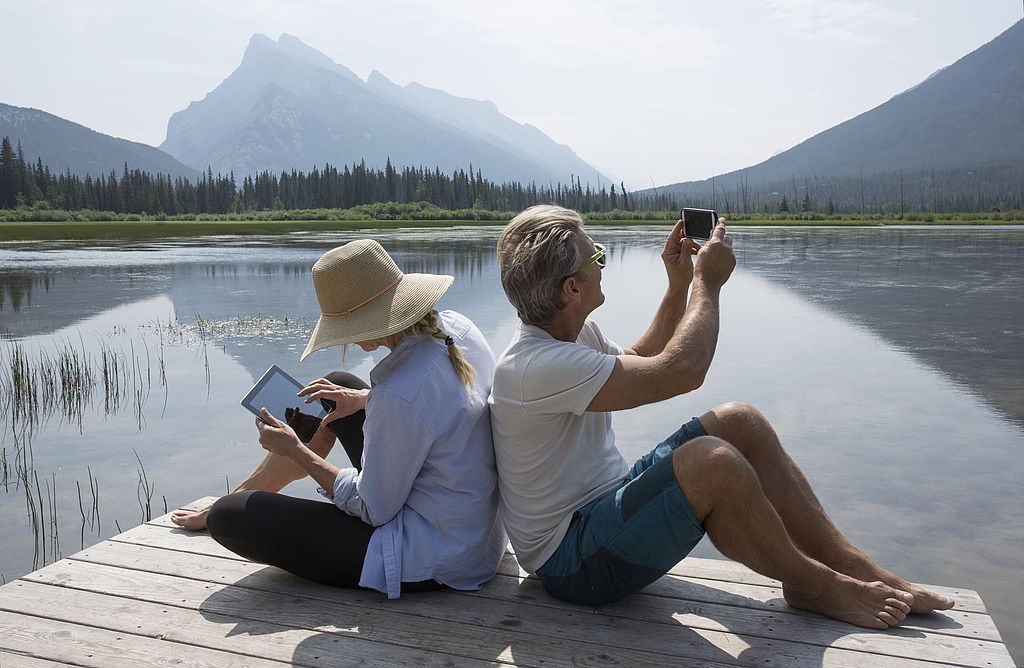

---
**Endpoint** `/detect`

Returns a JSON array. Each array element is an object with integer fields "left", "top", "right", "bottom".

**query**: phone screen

[{"left": 681, "top": 208, "right": 717, "bottom": 240}]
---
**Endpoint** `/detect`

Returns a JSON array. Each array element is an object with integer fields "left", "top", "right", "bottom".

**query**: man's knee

[
  {"left": 673, "top": 436, "right": 747, "bottom": 480},
  {"left": 715, "top": 401, "right": 767, "bottom": 428},
  {"left": 702, "top": 401, "right": 774, "bottom": 455},
  {"left": 324, "top": 371, "right": 370, "bottom": 391},
  {"left": 672, "top": 436, "right": 755, "bottom": 520}
]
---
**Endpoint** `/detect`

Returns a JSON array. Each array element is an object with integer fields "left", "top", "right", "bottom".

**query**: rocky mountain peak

[{"left": 161, "top": 33, "right": 606, "bottom": 184}]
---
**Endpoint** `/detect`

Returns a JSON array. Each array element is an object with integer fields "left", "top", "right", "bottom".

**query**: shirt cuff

[{"left": 325, "top": 467, "right": 359, "bottom": 508}]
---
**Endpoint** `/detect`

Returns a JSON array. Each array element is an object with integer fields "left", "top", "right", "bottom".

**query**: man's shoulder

[{"left": 495, "top": 325, "right": 575, "bottom": 375}]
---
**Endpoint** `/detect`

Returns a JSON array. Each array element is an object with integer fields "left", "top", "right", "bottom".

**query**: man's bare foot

[
  {"left": 835, "top": 552, "right": 955, "bottom": 614},
  {"left": 783, "top": 572, "right": 914, "bottom": 629},
  {"left": 170, "top": 505, "right": 211, "bottom": 531}
]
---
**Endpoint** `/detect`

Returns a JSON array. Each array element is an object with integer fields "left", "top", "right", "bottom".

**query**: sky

[{"left": 1, "top": 1, "right": 1021, "bottom": 188}]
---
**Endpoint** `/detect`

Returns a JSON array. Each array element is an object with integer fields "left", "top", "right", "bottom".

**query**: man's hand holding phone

[
  {"left": 681, "top": 208, "right": 718, "bottom": 243},
  {"left": 695, "top": 218, "right": 735, "bottom": 290},
  {"left": 662, "top": 219, "right": 701, "bottom": 290}
]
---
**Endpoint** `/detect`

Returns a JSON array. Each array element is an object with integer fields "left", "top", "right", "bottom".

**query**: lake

[{"left": 1, "top": 225, "right": 1022, "bottom": 662}]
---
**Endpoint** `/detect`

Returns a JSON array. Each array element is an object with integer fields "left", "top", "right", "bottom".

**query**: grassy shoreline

[{"left": 2, "top": 214, "right": 1022, "bottom": 242}]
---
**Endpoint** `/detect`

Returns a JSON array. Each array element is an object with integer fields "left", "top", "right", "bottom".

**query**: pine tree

[{"left": 1, "top": 137, "right": 20, "bottom": 208}]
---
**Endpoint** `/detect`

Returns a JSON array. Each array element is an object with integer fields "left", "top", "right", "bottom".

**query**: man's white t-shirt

[{"left": 489, "top": 319, "right": 629, "bottom": 573}]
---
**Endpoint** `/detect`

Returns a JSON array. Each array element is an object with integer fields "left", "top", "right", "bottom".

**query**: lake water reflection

[{"left": 1, "top": 225, "right": 1022, "bottom": 661}]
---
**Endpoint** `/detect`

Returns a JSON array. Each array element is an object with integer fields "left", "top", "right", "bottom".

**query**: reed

[
  {"left": 87, "top": 465, "right": 100, "bottom": 532},
  {"left": 1, "top": 332, "right": 159, "bottom": 447},
  {"left": 134, "top": 449, "right": 154, "bottom": 522},
  {"left": 46, "top": 472, "right": 60, "bottom": 561},
  {"left": 32, "top": 469, "right": 45, "bottom": 568},
  {"left": 1, "top": 311, "right": 312, "bottom": 572}
]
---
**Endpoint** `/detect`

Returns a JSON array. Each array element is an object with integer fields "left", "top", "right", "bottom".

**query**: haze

[{"left": 2, "top": 0, "right": 1021, "bottom": 187}]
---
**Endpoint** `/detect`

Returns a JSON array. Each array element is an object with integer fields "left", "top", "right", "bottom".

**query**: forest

[{"left": 2, "top": 136, "right": 1021, "bottom": 218}]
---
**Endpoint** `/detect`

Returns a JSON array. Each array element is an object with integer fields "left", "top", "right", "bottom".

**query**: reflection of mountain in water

[
  {"left": 5, "top": 229, "right": 1018, "bottom": 430},
  {"left": 730, "top": 227, "right": 1024, "bottom": 429},
  {"left": 0, "top": 237, "right": 514, "bottom": 385},
  {"left": 1, "top": 269, "right": 171, "bottom": 338},
  {"left": 0, "top": 273, "right": 56, "bottom": 315}
]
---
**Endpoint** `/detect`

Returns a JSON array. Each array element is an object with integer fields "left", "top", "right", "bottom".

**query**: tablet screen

[{"left": 240, "top": 365, "right": 326, "bottom": 423}]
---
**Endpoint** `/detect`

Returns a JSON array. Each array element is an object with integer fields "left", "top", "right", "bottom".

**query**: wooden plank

[
  {"left": 0, "top": 609, "right": 289, "bottom": 668},
  {"left": 20, "top": 559, "right": 737, "bottom": 668},
  {"left": 155, "top": 505, "right": 988, "bottom": 613},
  {"left": 179, "top": 496, "right": 218, "bottom": 510},
  {"left": 127, "top": 519, "right": 996, "bottom": 639},
  {"left": 71, "top": 538, "right": 1012, "bottom": 668},
  {"left": 0, "top": 580, "right": 496, "bottom": 668},
  {"left": 658, "top": 561, "right": 985, "bottom": 615},
  {"left": 1, "top": 499, "right": 1011, "bottom": 668},
  {"left": 0, "top": 651, "right": 75, "bottom": 667},
  {"left": 494, "top": 555, "right": 990, "bottom": 621},
  {"left": 158, "top": 499, "right": 1011, "bottom": 666},
  {"left": 479, "top": 564, "right": 1003, "bottom": 644}
]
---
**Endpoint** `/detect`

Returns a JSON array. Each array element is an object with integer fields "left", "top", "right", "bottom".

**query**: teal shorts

[{"left": 536, "top": 417, "right": 707, "bottom": 605}]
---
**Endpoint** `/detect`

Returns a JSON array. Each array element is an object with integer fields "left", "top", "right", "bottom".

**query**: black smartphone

[{"left": 680, "top": 208, "right": 718, "bottom": 241}]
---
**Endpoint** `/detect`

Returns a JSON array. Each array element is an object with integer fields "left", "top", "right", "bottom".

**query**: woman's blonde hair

[
  {"left": 410, "top": 310, "right": 476, "bottom": 389},
  {"left": 341, "top": 310, "right": 476, "bottom": 389}
]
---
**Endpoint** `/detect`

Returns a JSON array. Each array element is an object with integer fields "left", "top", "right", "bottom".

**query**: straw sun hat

[{"left": 300, "top": 240, "right": 453, "bottom": 360}]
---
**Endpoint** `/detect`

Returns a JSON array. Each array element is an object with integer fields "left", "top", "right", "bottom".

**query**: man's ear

[{"left": 560, "top": 275, "right": 581, "bottom": 306}]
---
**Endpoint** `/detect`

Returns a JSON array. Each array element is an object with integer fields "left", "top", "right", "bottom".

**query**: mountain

[
  {"left": 0, "top": 102, "right": 198, "bottom": 179},
  {"left": 649, "top": 19, "right": 1024, "bottom": 204},
  {"left": 161, "top": 33, "right": 607, "bottom": 185}
]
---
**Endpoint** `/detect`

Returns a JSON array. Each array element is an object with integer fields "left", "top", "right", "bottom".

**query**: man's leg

[
  {"left": 675, "top": 436, "right": 913, "bottom": 629},
  {"left": 698, "top": 401, "right": 953, "bottom": 614}
]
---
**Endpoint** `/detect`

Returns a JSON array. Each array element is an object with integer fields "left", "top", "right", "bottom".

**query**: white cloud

[{"left": 763, "top": 0, "right": 917, "bottom": 45}]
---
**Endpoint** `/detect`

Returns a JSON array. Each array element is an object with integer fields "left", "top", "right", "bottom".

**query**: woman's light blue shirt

[{"left": 323, "top": 310, "right": 506, "bottom": 598}]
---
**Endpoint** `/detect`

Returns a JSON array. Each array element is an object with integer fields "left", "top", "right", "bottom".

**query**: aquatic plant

[{"left": 1, "top": 311, "right": 312, "bottom": 571}]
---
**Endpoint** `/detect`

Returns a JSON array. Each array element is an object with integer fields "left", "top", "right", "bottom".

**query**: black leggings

[
  {"left": 319, "top": 371, "right": 369, "bottom": 471},
  {"left": 207, "top": 371, "right": 442, "bottom": 591}
]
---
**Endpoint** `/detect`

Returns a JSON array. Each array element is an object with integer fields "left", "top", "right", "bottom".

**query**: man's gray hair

[{"left": 497, "top": 205, "right": 585, "bottom": 325}]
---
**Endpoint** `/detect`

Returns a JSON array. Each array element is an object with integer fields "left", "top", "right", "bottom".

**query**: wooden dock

[{"left": 0, "top": 497, "right": 1014, "bottom": 667}]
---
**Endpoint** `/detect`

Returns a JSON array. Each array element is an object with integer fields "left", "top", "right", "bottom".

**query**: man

[{"left": 489, "top": 205, "right": 953, "bottom": 629}]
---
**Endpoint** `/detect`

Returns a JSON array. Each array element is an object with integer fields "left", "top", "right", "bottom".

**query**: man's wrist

[
  {"left": 665, "top": 278, "right": 691, "bottom": 296},
  {"left": 692, "top": 276, "right": 722, "bottom": 298}
]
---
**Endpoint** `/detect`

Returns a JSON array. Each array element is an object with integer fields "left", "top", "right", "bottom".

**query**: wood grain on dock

[{"left": 0, "top": 497, "right": 1014, "bottom": 667}]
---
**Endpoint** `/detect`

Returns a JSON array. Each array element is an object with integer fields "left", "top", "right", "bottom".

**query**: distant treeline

[
  {"left": 637, "top": 163, "right": 1024, "bottom": 215},
  {"left": 0, "top": 136, "right": 634, "bottom": 216},
  {"left": 2, "top": 135, "right": 1021, "bottom": 217}
]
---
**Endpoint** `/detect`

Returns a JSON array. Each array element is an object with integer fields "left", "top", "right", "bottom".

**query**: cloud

[{"left": 763, "top": 0, "right": 917, "bottom": 45}]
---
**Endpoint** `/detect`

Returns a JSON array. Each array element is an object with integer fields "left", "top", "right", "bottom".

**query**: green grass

[
  {"left": 1, "top": 213, "right": 1021, "bottom": 241},
  {"left": 0, "top": 219, "right": 501, "bottom": 241}
]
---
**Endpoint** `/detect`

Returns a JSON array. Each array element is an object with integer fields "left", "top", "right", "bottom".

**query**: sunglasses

[{"left": 575, "top": 242, "right": 606, "bottom": 273}]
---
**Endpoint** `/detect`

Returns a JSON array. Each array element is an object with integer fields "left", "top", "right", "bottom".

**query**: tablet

[{"left": 240, "top": 365, "right": 326, "bottom": 423}]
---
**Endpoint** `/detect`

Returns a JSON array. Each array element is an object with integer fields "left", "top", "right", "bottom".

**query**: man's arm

[
  {"left": 625, "top": 219, "right": 698, "bottom": 357},
  {"left": 588, "top": 221, "right": 735, "bottom": 412}
]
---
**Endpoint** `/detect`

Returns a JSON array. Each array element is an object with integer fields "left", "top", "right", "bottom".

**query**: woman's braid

[{"left": 411, "top": 311, "right": 476, "bottom": 389}]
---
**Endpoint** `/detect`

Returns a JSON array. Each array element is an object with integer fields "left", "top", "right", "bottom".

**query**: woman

[{"left": 171, "top": 239, "right": 506, "bottom": 598}]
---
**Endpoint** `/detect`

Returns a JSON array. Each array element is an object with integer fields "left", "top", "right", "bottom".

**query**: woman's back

[{"left": 350, "top": 310, "right": 506, "bottom": 596}]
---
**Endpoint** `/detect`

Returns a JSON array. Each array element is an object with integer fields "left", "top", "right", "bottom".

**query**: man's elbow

[
  {"left": 672, "top": 360, "right": 707, "bottom": 394},
  {"left": 678, "top": 369, "right": 706, "bottom": 394}
]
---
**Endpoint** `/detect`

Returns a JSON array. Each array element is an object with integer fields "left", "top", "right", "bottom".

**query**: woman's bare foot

[
  {"left": 835, "top": 551, "right": 955, "bottom": 614},
  {"left": 783, "top": 572, "right": 914, "bottom": 629},
  {"left": 170, "top": 505, "right": 211, "bottom": 531}
]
